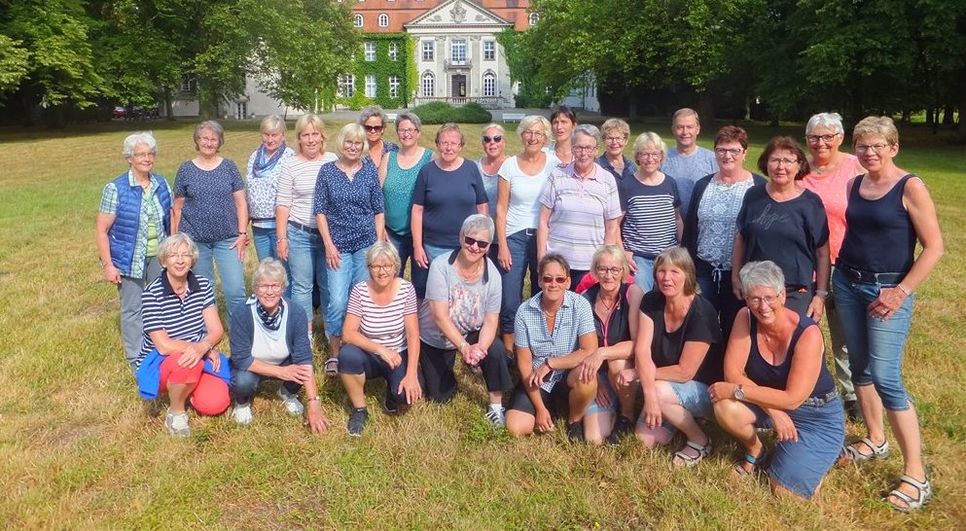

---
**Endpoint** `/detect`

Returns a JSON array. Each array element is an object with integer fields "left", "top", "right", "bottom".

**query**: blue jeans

[
  {"left": 232, "top": 363, "right": 303, "bottom": 405},
  {"left": 832, "top": 269, "right": 914, "bottom": 411},
  {"left": 194, "top": 237, "right": 247, "bottom": 321},
  {"left": 411, "top": 243, "right": 457, "bottom": 299},
  {"left": 500, "top": 229, "right": 540, "bottom": 334},
  {"left": 287, "top": 226, "right": 327, "bottom": 335},
  {"left": 252, "top": 225, "right": 292, "bottom": 298},
  {"left": 387, "top": 229, "right": 413, "bottom": 279},
  {"left": 632, "top": 256, "right": 655, "bottom": 292},
  {"left": 325, "top": 246, "right": 371, "bottom": 338}
]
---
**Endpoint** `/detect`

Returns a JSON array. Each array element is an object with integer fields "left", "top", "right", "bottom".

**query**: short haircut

[
  {"left": 517, "top": 115, "right": 552, "bottom": 140},
  {"left": 550, "top": 105, "right": 578, "bottom": 125},
  {"left": 805, "top": 112, "right": 844, "bottom": 135},
  {"left": 334, "top": 123, "right": 368, "bottom": 158},
  {"left": 653, "top": 247, "right": 698, "bottom": 296},
  {"left": 122, "top": 132, "right": 158, "bottom": 158},
  {"left": 714, "top": 125, "right": 748, "bottom": 150},
  {"left": 359, "top": 105, "right": 389, "bottom": 127},
  {"left": 591, "top": 244, "right": 629, "bottom": 278},
  {"left": 672, "top": 108, "right": 700, "bottom": 126},
  {"left": 757, "top": 136, "right": 811, "bottom": 180},
  {"left": 253, "top": 257, "right": 289, "bottom": 290},
  {"left": 538, "top": 253, "right": 570, "bottom": 278},
  {"left": 481, "top": 123, "right": 506, "bottom": 139},
  {"left": 294, "top": 114, "right": 326, "bottom": 154},
  {"left": 435, "top": 122, "right": 465, "bottom": 146},
  {"left": 853, "top": 115, "right": 899, "bottom": 146},
  {"left": 396, "top": 112, "right": 422, "bottom": 132},
  {"left": 739, "top": 260, "right": 785, "bottom": 297},
  {"left": 193, "top": 120, "right": 224, "bottom": 151},
  {"left": 632, "top": 132, "right": 668, "bottom": 161},
  {"left": 260, "top": 115, "right": 286, "bottom": 134},
  {"left": 601, "top": 118, "right": 631, "bottom": 140},
  {"left": 158, "top": 233, "right": 198, "bottom": 269},
  {"left": 572, "top": 124, "right": 601, "bottom": 146},
  {"left": 366, "top": 240, "right": 402, "bottom": 273},
  {"left": 460, "top": 214, "right": 495, "bottom": 242}
]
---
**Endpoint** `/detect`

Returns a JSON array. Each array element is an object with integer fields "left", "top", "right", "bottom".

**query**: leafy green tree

[{"left": 0, "top": 34, "right": 29, "bottom": 96}]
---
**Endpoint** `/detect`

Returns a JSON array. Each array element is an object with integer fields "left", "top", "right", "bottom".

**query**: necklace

[{"left": 597, "top": 295, "right": 617, "bottom": 314}]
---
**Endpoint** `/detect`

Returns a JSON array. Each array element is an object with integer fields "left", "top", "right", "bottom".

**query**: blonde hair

[
  {"left": 294, "top": 114, "right": 326, "bottom": 154},
  {"left": 853, "top": 116, "right": 899, "bottom": 146},
  {"left": 601, "top": 118, "right": 631, "bottom": 140},
  {"left": 591, "top": 244, "right": 630, "bottom": 279},
  {"left": 334, "top": 123, "right": 368, "bottom": 158},
  {"left": 260, "top": 115, "right": 286, "bottom": 134},
  {"left": 632, "top": 132, "right": 668, "bottom": 164}
]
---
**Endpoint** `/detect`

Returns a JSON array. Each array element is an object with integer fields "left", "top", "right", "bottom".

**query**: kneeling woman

[
  {"left": 710, "top": 261, "right": 845, "bottom": 499},
  {"left": 228, "top": 258, "right": 330, "bottom": 434},
  {"left": 506, "top": 254, "right": 599, "bottom": 440},
  {"left": 635, "top": 247, "right": 724, "bottom": 466},
  {"left": 134, "top": 233, "right": 231, "bottom": 437},
  {"left": 339, "top": 242, "right": 423, "bottom": 436}
]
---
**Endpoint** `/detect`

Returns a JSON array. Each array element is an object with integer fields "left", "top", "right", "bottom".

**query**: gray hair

[
  {"left": 122, "top": 132, "right": 158, "bottom": 159},
  {"left": 571, "top": 124, "right": 601, "bottom": 146},
  {"left": 253, "top": 257, "right": 289, "bottom": 290},
  {"left": 672, "top": 108, "right": 700, "bottom": 126},
  {"left": 459, "top": 214, "right": 494, "bottom": 242},
  {"left": 359, "top": 105, "right": 389, "bottom": 127},
  {"left": 334, "top": 123, "right": 368, "bottom": 158},
  {"left": 396, "top": 112, "right": 422, "bottom": 132},
  {"left": 193, "top": 120, "right": 224, "bottom": 150},
  {"left": 435, "top": 122, "right": 465, "bottom": 147},
  {"left": 738, "top": 261, "right": 786, "bottom": 297},
  {"left": 158, "top": 233, "right": 199, "bottom": 269},
  {"left": 366, "top": 241, "right": 401, "bottom": 273},
  {"left": 632, "top": 132, "right": 667, "bottom": 160},
  {"left": 517, "top": 115, "right": 551, "bottom": 141},
  {"left": 806, "top": 112, "right": 844, "bottom": 135},
  {"left": 481, "top": 123, "right": 506, "bottom": 139},
  {"left": 260, "top": 115, "right": 286, "bottom": 134}
]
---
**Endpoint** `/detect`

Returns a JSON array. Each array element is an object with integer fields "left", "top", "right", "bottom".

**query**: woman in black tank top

[
  {"left": 833, "top": 117, "right": 944, "bottom": 512},
  {"left": 709, "top": 261, "right": 844, "bottom": 500}
]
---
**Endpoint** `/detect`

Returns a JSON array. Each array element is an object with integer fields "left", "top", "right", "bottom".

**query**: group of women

[{"left": 96, "top": 107, "right": 942, "bottom": 511}]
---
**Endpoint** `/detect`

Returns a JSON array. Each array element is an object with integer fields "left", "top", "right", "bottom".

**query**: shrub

[{"left": 411, "top": 101, "right": 492, "bottom": 124}]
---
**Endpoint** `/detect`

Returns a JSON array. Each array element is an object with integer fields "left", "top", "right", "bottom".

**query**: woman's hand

[
  {"left": 708, "top": 381, "right": 737, "bottom": 403},
  {"left": 413, "top": 245, "right": 429, "bottom": 269},
  {"left": 231, "top": 233, "right": 248, "bottom": 261},
  {"left": 325, "top": 247, "right": 341, "bottom": 270},
  {"left": 498, "top": 245, "right": 512, "bottom": 272},
  {"left": 528, "top": 362, "right": 552, "bottom": 390},
  {"left": 617, "top": 367, "right": 638, "bottom": 388},
  {"left": 625, "top": 251, "right": 638, "bottom": 274},
  {"left": 464, "top": 344, "right": 486, "bottom": 366},
  {"left": 279, "top": 364, "right": 313, "bottom": 384},
  {"left": 377, "top": 347, "right": 402, "bottom": 369},
  {"left": 578, "top": 351, "right": 604, "bottom": 384},
  {"left": 806, "top": 295, "right": 826, "bottom": 321},
  {"left": 534, "top": 406, "right": 554, "bottom": 433},
  {"left": 176, "top": 347, "right": 205, "bottom": 369},
  {"left": 731, "top": 271, "right": 743, "bottom": 301},
  {"left": 594, "top": 378, "right": 613, "bottom": 410},
  {"left": 867, "top": 286, "right": 908, "bottom": 321},
  {"left": 206, "top": 349, "right": 220, "bottom": 372},
  {"left": 768, "top": 409, "right": 798, "bottom": 442},
  {"left": 398, "top": 373, "right": 423, "bottom": 405},
  {"left": 642, "top": 394, "right": 662, "bottom": 430},
  {"left": 102, "top": 264, "right": 121, "bottom": 285},
  {"left": 276, "top": 238, "right": 289, "bottom": 261},
  {"left": 306, "top": 400, "right": 331, "bottom": 435}
]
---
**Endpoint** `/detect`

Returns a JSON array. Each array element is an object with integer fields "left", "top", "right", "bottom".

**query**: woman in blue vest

[{"left": 96, "top": 132, "right": 173, "bottom": 368}]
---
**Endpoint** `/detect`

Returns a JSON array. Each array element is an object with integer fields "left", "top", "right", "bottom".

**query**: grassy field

[{"left": 0, "top": 117, "right": 963, "bottom": 529}]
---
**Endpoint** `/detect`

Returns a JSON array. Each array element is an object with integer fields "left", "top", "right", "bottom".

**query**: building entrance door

[{"left": 452, "top": 75, "right": 467, "bottom": 99}]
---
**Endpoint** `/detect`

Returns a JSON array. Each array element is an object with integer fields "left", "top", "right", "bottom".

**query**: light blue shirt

[{"left": 661, "top": 146, "right": 718, "bottom": 217}]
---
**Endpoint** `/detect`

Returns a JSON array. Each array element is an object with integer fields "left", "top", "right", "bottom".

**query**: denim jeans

[
  {"left": 119, "top": 255, "right": 162, "bottom": 367},
  {"left": 287, "top": 226, "right": 327, "bottom": 335},
  {"left": 386, "top": 229, "right": 413, "bottom": 279},
  {"left": 194, "top": 237, "right": 247, "bottom": 321},
  {"left": 832, "top": 269, "right": 914, "bottom": 411},
  {"left": 411, "top": 243, "right": 457, "bottom": 299},
  {"left": 231, "top": 364, "right": 302, "bottom": 405},
  {"left": 500, "top": 229, "right": 540, "bottom": 334},
  {"left": 252, "top": 225, "right": 292, "bottom": 298},
  {"left": 826, "top": 268, "right": 854, "bottom": 401},
  {"left": 632, "top": 256, "right": 655, "bottom": 292},
  {"left": 324, "top": 246, "right": 371, "bottom": 338}
]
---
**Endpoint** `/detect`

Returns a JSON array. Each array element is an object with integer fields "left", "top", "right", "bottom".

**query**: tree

[{"left": 0, "top": 35, "right": 29, "bottom": 96}]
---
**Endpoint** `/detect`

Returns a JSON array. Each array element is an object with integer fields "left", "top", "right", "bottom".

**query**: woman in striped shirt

[{"left": 338, "top": 241, "right": 422, "bottom": 436}]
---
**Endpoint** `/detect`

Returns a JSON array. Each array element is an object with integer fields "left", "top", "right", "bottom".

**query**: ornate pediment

[{"left": 406, "top": 0, "right": 512, "bottom": 28}]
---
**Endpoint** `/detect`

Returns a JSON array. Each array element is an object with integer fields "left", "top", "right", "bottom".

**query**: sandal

[
  {"left": 672, "top": 440, "right": 712, "bottom": 467},
  {"left": 324, "top": 357, "right": 339, "bottom": 377},
  {"left": 886, "top": 474, "right": 932, "bottom": 512},
  {"left": 842, "top": 437, "right": 890, "bottom": 464},
  {"left": 733, "top": 448, "right": 768, "bottom": 477}
]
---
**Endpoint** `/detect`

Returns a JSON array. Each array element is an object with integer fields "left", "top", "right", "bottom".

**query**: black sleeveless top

[
  {"left": 583, "top": 283, "right": 632, "bottom": 348},
  {"left": 838, "top": 174, "right": 918, "bottom": 273},
  {"left": 745, "top": 313, "right": 834, "bottom": 398}
]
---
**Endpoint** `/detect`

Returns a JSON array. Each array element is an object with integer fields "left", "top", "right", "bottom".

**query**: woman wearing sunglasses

[
  {"left": 506, "top": 254, "right": 599, "bottom": 441},
  {"left": 359, "top": 105, "right": 398, "bottom": 170},
  {"left": 476, "top": 123, "right": 508, "bottom": 222},
  {"left": 418, "top": 214, "right": 513, "bottom": 425}
]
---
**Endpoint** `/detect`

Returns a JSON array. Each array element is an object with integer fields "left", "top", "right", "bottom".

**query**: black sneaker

[
  {"left": 845, "top": 400, "right": 863, "bottom": 423},
  {"left": 347, "top": 407, "right": 369, "bottom": 437},
  {"left": 383, "top": 393, "right": 399, "bottom": 415},
  {"left": 567, "top": 420, "right": 584, "bottom": 443},
  {"left": 606, "top": 415, "right": 634, "bottom": 444}
]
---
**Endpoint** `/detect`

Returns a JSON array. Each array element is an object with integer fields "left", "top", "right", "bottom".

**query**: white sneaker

[
  {"left": 164, "top": 409, "right": 191, "bottom": 437},
  {"left": 232, "top": 403, "right": 253, "bottom": 425},
  {"left": 484, "top": 405, "right": 506, "bottom": 426},
  {"left": 278, "top": 388, "right": 304, "bottom": 416}
]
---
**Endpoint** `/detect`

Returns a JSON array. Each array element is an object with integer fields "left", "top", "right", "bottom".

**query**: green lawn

[{"left": 0, "top": 118, "right": 963, "bottom": 528}]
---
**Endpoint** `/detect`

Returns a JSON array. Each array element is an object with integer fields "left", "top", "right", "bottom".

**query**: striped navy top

[
  {"left": 136, "top": 270, "right": 215, "bottom": 368},
  {"left": 619, "top": 174, "right": 681, "bottom": 259}
]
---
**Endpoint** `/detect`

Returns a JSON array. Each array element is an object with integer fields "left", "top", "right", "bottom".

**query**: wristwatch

[{"left": 734, "top": 384, "right": 745, "bottom": 401}]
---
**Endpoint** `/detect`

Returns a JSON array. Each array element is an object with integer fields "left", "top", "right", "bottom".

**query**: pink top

[{"left": 801, "top": 154, "right": 863, "bottom": 263}]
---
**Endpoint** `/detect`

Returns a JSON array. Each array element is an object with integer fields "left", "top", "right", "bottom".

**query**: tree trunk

[
  {"left": 943, "top": 103, "right": 955, "bottom": 126},
  {"left": 163, "top": 88, "right": 175, "bottom": 121}
]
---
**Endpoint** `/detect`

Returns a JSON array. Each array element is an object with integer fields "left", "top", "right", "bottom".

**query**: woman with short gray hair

[
  {"left": 246, "top": 115, "right": 295, "bottom": 267},
  {"left": 96, "top": 131, "right": 173, "bottom": 367},
  {"left": 359, "top": 105, "right": 398, "bottom": 169}
]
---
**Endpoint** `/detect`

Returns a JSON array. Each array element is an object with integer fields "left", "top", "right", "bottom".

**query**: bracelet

[
  {"left": 896, "top": 283, "right": 911, "bottom": 296},
  {"left": 307, "top": 395, "right": 320, "bottom": 402},
  {"left": 815, "top": 289, "right": 829, "bottom": 298}
]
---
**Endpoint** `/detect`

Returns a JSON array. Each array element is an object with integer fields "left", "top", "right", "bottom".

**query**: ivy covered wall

[{"left": 337, "top": 33, "right": 415, "bottom": 110}]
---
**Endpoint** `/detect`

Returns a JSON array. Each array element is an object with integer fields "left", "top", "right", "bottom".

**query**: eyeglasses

[
  {"left": 368, "top": 264, "right": 394, "bottom": 273},
  {"left": 397, "top": 127, "right": 418, "bottom": 135},
  {"left": 855, "top": 143, "right": 891, "bottom": 154},
  {"left": 541, "top": 275, "right": 568, "bottom": 285},
  {"left": 344, "top": 140, "right": 363, "bottom": 147},
  {"left": 522, "top": 130, "right": 546, "bottom": 138},
  {"left": 604, "top": 136, "right": 626, "bottom": 144},
  {"left": 572, "top": 145, "right": 598, "bottom": 153},
  {"left": 715, "top": 147, "right": 744, "bottom": 157},
  {"left": 767, "top": 157, "right": 799, "bottom": 166},
  {"left": 132, "top": 152, "right": 155, "bottom": 159},
  {"left": 746, "top": 294, "right": 780, "bottom": 306},
  {"left": 364, "top": 125, "right": 384, "bottom": 132},
  {"left": 639, "top": 152, "right": 663, "bottom": 160},
  {"left": 256, "top": 283, "right": 284, "bottom": 293},
  {"left": 805, "top": 133, "right": 839, "bottom": 144},
  {"left": 463, "top": 236, "right": 490, "bottom": 250},
  {"left": 483, "top": 135, "right": 503, "bottom": 144},
  {"left": 438, "top": 141, "right": 461, "bottom": 149},
  {"left": 595, "top": 266, "right": 623, "bottom": 277},
  {"left": 169, "top": 252, "right": 193, "bottom": 260}
]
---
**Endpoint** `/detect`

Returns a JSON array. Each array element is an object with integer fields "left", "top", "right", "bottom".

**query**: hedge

[{"left": 410, "top": 101, "right": 492, "bottom": 124}]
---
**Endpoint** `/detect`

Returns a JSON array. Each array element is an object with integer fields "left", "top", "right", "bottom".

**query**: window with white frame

[
  {"left": 451, "top": 39, "right": 467, "bottom": 64},
  {"left": 389, "top": 75, "right": 400, "bottom": 98},
  {"left": 365, "top": 75, "right": 377, "bottom": 98},
  {"left": 421, "top": 40, "right": 434, "bottom": 61},
  {"left": 388, "top": 42, "right": 399, "bottom": 61},
  {"left": 338, "top": 74, "right": 355, "bottom": 97},
  {"left": 528, "top": 13, "right": 539, "bottom": 26},
  {"left": 483, "top": 41, "right": 495, "bottom": 61},
  {"left": 364, "top": 42, "right": 376, "bottom": 62},
  {"left": 378, "top": 13, "right": 389, "bottom": 27},
  {"left": 482, "top": 71, "right": 496, "bottom": 97},
  {"left": 421, "top": 72, "right": 435, "bottom": 97},
  {"left": 354, "top": 14, "right": 363, "bottom": 27}
]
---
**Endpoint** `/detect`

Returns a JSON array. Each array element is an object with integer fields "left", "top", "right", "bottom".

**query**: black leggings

[{"left": 418, "top": 331, "right": 513, "bottom": 403}]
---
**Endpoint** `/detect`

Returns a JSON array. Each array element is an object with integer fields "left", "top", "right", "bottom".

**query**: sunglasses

[
  {"left": 364, "top": 125, "right": 384, "bottom": 132},
  {"left": 463, "top": 236, "right": 490, "bottom": 250},
  {"left": 483, "top": 135, "right": 503, "bottom": 144},
  {"left": 541, "top": 275, "right": 568, "bottom": 285}
]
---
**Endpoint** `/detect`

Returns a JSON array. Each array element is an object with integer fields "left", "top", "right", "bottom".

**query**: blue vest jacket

[{"left": 108, "top": 173, "right": 172, "bottom": 276}]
